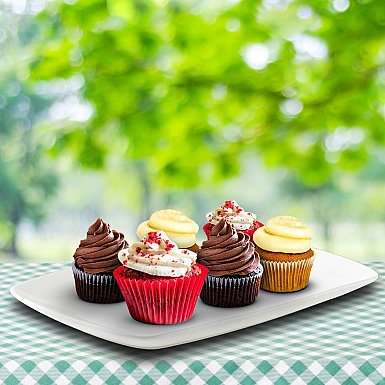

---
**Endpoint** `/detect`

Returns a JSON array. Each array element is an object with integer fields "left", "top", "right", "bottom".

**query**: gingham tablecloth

[{"left": 1, "top": 262, "right": 385, "bottom": 384}]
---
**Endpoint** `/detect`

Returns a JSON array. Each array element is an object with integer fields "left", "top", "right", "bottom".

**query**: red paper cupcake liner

[
  {"left": 113, "top": 264, "right": 208, "bottom": 324},
  {"left": 72, "top": 263, "right": 124, "bottom": 304}
]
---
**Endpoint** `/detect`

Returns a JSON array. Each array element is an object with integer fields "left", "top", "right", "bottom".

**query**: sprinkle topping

[
  {"left": 117, "top": 230, "right": 197, "bottom": 277},
  {"left": 206, "top": 200, "right": 257, "bottom": 230}
]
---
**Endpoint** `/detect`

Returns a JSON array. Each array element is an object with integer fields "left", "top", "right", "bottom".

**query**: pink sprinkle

[
  {"left": 223, "top": 200, "right": 234, "bottom": 209},
  {"left": 143, "top": 231, "right": 162, "bottom": 245},
  {"left": 164, "top": 239, "right": 175, "bottom": 251}
]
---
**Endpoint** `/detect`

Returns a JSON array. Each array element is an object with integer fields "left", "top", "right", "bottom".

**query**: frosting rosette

[
  {"left": 118, "top": 230, "right": 197, "bottom": 278},
  {"left": 204, "top": 200, "right": 263, "bottom": 238},
  {"left": 137, "top": 209, "right": 199, "bottom": 249},
  {"left": 73, "top": 218, "right": 127, "bottom": 274},
  {"left": 199, "top": 218, "right": 258, "bottom": 276},
  {"left": 253, "top": 216, "right": 312, "bottom": 253}
]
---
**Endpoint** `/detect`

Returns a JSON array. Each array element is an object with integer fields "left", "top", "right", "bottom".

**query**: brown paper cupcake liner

[
  {"left": 72, "top": 263, "right": 124, "bottom": 303},
  {"left": 260, "top": 255, "right": 315, "bottom": 293},
  {"left": 200, "top": 264, "right": 263, "bottom": 308}
]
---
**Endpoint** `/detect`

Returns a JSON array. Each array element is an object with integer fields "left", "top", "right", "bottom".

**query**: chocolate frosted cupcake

[
  {"left": 198, "top": 218, "right": 263, "bottom": 307},
  {"left": 72, "top": 218, "right": 127, "bottom": 303}
]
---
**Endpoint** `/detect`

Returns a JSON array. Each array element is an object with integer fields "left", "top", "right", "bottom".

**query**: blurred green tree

[
  {"left": 31, "top": 0, "right": 385, "bottom": 194},
  {"left": 0, "top": 5, "right": 58, "bottom": 256},
  {"left": 2, "top": 0, "right": 385, "bottom": 258}
]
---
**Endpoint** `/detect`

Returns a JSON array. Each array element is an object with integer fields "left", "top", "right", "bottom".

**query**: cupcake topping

[
  {"left": 73, "top": 218, "right": 127, "bottom": 274},
  {"left": 198, "top": 219, "right": 259, "bottom": 277},
  {"left": 206, "top": 200, "right": 258, "bottom": 231},
  {"left": 253, "top": 215, "right": 312, "bottom": 253},
  {"left": 137, "top": 209, "right": 199, "bottom": 248},
  {"left": 148, "top": 209, "right": 199, "bottom": 234},
  {"left": 118, "top": 231, "right": 197, "bottom": 277}
]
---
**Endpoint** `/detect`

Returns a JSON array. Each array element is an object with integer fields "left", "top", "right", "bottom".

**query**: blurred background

[{"left": 1, "top": 0, "right": 384, "bottom": 263}]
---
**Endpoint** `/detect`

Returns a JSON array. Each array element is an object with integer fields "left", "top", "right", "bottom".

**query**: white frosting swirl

[
  {"left": 118, "top": 230, "right": 197, "bottom": 277},
  {"left": 206, "top": 200, "right": 256, "bottom": 231}
]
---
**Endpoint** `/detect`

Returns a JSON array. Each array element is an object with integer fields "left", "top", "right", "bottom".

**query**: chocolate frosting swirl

[
  {"left": 198, "top": 219, "right": 259, "bottom": 277},
  {"left": 73, "top": 218, "right": 127, "bottom": 274}
]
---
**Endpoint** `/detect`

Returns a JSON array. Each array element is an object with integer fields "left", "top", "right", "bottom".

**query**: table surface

[{"left": 1, "top": 262, "right": 385, "bottom": 384}]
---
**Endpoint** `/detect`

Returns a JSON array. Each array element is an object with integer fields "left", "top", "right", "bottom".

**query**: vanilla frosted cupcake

[
  {"left": 203, "top": 200, "right": 263, "bottom": 239},
  {"left": 137, "top": 209, "right": 199, "bottom": 252},
  {"left": 253, "top": 216, "right": 314, "bottom": 293}
]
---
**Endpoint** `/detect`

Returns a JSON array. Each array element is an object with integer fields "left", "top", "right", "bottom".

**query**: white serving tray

[{"left": 10, "top": 250, "right": 378, "bottom": 350}]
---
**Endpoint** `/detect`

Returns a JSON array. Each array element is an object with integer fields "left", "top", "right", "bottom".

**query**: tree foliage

[
  {"left": 0, "top": 6, "right": 58, "bottom": 254},
  {"left": 2, "top": 0, "right": 385, "bottom": 257},
  {"left": 30, "top": 0, "right": 385, "bottom": 189}
]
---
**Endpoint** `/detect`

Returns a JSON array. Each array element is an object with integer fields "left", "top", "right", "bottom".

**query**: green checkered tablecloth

[{"left": 1, "top": 262, "right": 385, "bottom": 384}]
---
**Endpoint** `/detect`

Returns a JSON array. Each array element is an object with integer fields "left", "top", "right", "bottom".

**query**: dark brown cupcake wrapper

[
  {"left": 200, "top": 264, "right": 263, "bottom": 308},
  {"left": 72, "top": 262, "right": 123, "bottom": 304}
]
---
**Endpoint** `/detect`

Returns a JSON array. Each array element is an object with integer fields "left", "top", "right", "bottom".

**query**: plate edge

[{"left": 8, "top": 258, "right": 379, "bottom": 350}]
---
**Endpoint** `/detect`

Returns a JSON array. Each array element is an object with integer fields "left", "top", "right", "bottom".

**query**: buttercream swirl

[
  {"left": 198, "top": 219, "right": 259, "bottom": 276},
  {"left": 253, "top": 216, "right": 312, "bottom": 253},
  {"left": 73, "top": 218, "right": 127, "bottom": 274},
  {"left": 206, "top": 200, "right": 257, "bottom": 231},
  {"left": 137, "top": 209, "right": 199, "bottom": 248},
  {"left": 118, "top": 231, "right": 197, "bottom": 277}
]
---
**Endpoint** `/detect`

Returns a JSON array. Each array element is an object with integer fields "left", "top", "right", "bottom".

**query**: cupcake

[
  {"left": 72, "top": 218, "right": 127, "bottom": 303},
  {"left": 253, "top": 215, "right": 315, "bottom": 293},
  {"left": 197, "top": 218, "right": 263, "bottom": 307},
  {"left": 114, "top": 230, "right": 208, "bottom": 324},
  {"left": 137, "top": 209, "right": 200, "bottom": 252},
  {"left": 203, "top": 200, "right": 264, "bottom": 239}
]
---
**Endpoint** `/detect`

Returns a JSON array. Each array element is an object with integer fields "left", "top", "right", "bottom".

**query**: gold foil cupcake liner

[{"left": 260, "top": 255, "right": 315, "bottom": 293}]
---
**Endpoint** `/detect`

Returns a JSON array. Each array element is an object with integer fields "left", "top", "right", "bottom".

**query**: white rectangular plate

[{"left": 10, "top": 250, "right": 378, "bottom": 350}]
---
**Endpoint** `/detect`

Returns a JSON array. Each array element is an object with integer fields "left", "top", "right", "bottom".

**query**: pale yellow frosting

[
  {"left": 265, "top": 216, "right": 313, "bottom": 239},
  {"left": 137, "top": 209, "right": 198, "bottom": 248},
  {"left": 253, "top": 216, "right": 312, "bottom": 253}
]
